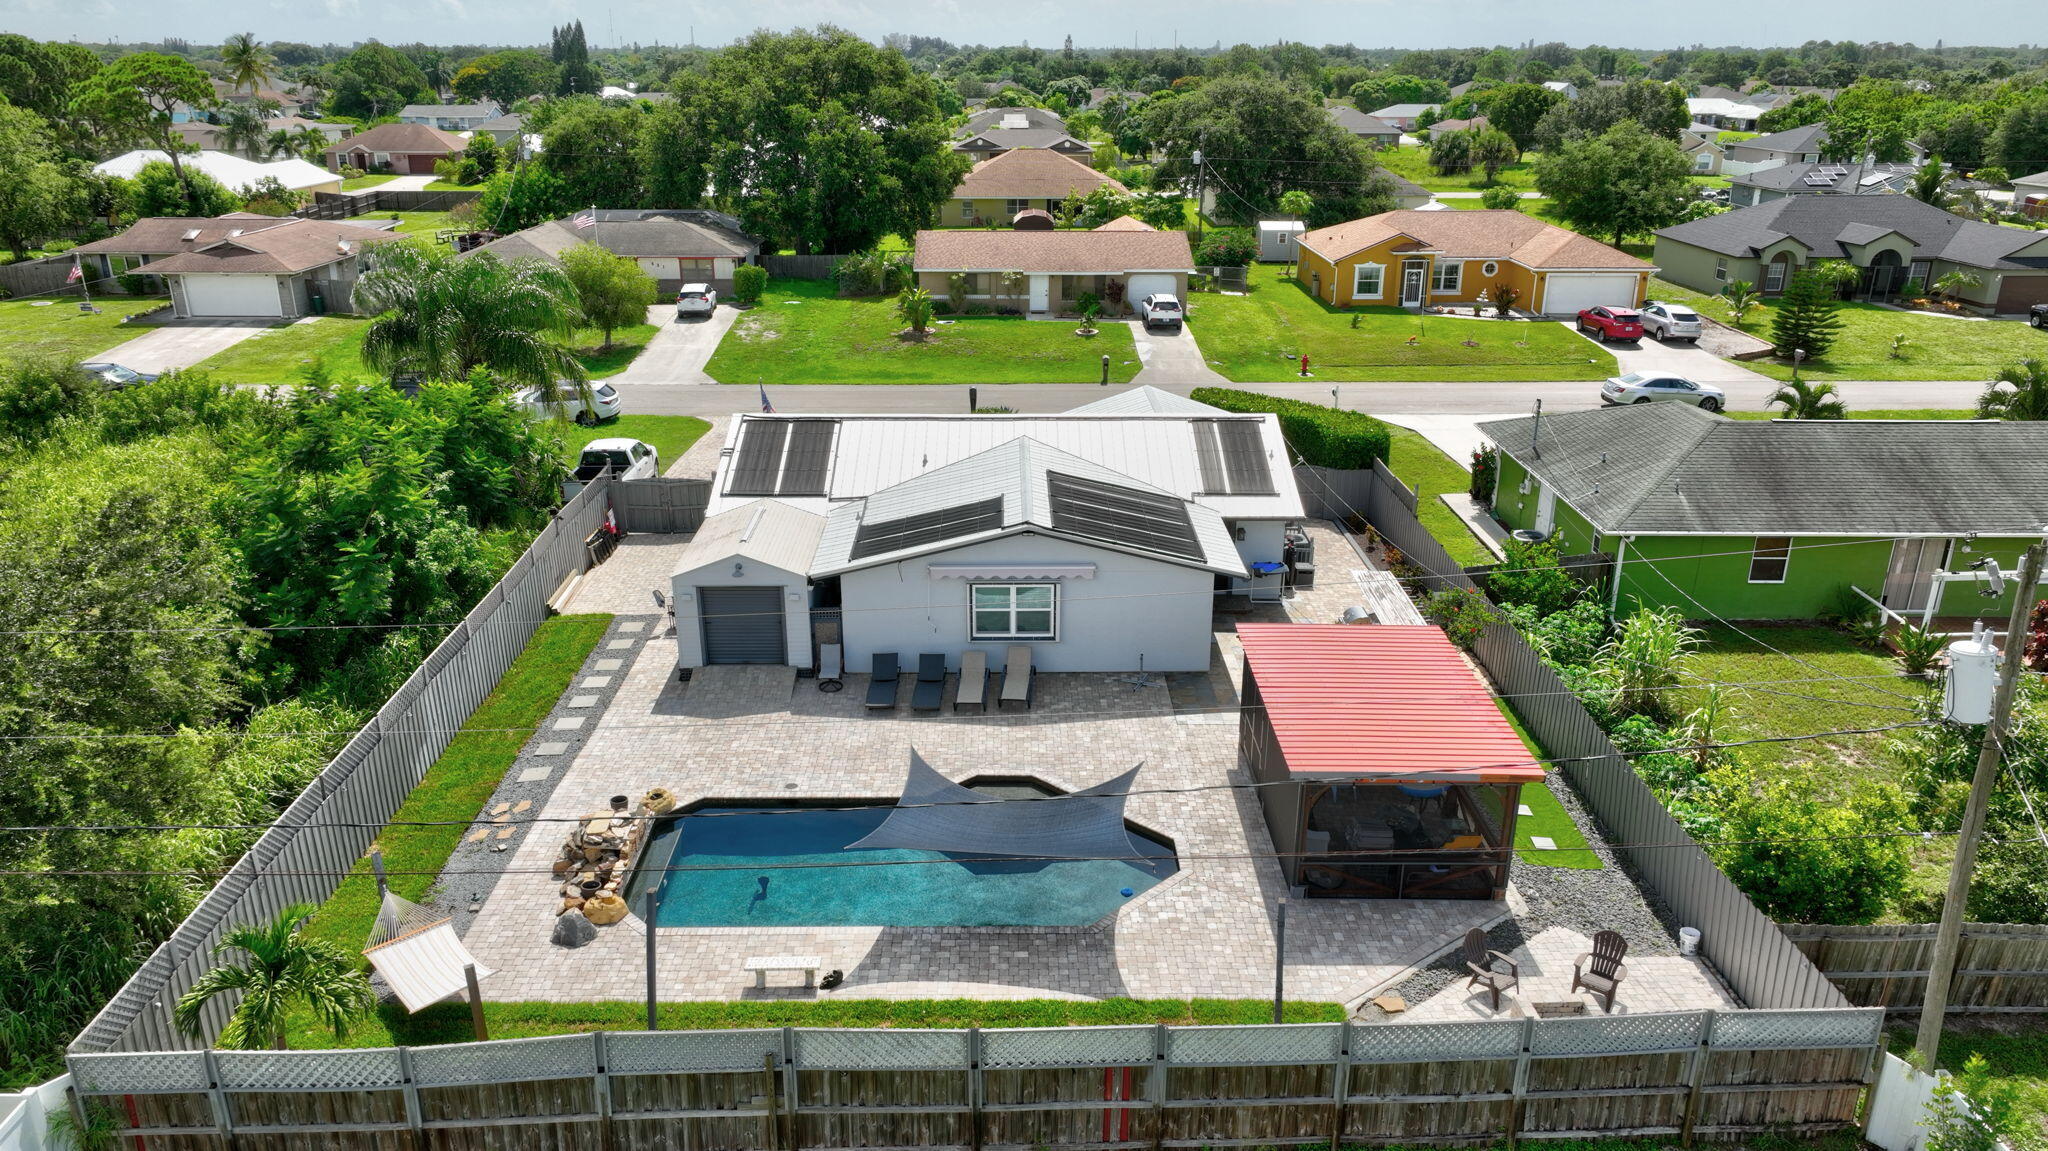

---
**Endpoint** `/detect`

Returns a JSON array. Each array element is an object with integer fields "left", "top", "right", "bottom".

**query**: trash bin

[
  {"left": 1678, "top": 926, "right": 1701, "bottom": 955},
  {"left": 310, "top": 292, "right": 326, "bottom": 315}
]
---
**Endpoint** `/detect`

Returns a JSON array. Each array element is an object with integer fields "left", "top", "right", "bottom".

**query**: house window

[
  {"left": 1748, "top": 537, "right": 1791, "bottom": 583},
  {"left": 1431, "top": 261, "right": 1463, "bottom": 294},
  {"left": 1694, "top": 152, "right": 1713, "bottom": 171},
  {"left": 1909, "top": 260, "right": 1931, "bottom": 286},
  {"left": 1715, "top": 258, "right": 1728, "bottom": 283},
  {"left": 959, "top": 201, "right": 976, "bottom": 222},
  {"left": 1352, "top": 262, "right": 1384, "bottom": 299},
  {"left": 1481, "top": 261, "right": 1499, "bottom": 277},
  {"left": 1763, "top": 260, "right": 1788, "bottom": 293},
  {"left": 1005, "top": 198, "right": 1030, "bottom": 217},
  {"left": 971, "top": 583, "right": 1057, "bottom": 640}
]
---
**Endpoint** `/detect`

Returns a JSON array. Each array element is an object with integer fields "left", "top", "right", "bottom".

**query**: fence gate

[{"left": 615, "top": 477, "right": 711, "bottom": 534}]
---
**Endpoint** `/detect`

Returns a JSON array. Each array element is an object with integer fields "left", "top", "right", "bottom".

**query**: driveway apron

[{"left": 90, "top": 318, "right": 273, "bottom": 373}]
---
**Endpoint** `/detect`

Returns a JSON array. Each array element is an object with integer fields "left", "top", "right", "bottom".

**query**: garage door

[
  {"left": 1541, "top": 274, "right": 1638, "bottom": 317},
  {"left": 1995, "top": 274, "right": 2048, "bottom": 315},
  {"left": 181, "top": 274, "right": 283, "bottom": 318},
  {"left": 1126, "top": 274, "right": 1177, "bottom": 304},
  {"left": 699, "top": 587, "right": 786, "bottom": 665}
]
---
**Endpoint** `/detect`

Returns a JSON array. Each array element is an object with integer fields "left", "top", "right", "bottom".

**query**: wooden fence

[
  {"left": 1782, "top": 922, "right": 2048, "bottom": 1013},
  {"left": 614, "top": 476, "right": 711, "bottom": 534},
  {"left": 67, "top": 1009, "right": 1883, "bottom": 1151},
  {"left": 0, "top": 256, "right": 86, "bottom": 300},
  {"left": 762, "top": 254, "right": 843, "bottom": 280},
  {"left": 296, "top": 188, "right": 483, "bottom": 220}
]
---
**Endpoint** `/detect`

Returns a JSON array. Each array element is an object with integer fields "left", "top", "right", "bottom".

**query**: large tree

[
  {"left": 1534, "top": 121, "right": 1694, "bottom": 247},
  {"left": 537, "top": 98, "right": 645, "bottom": 209},
  {"left": 327, "top": 41, "right": 431, "bottom": 120},
  {"left": 1530, "top": 80, "right": 1688, "bottom": 152},
  {"left": 0, "top": 103, "right": 79, "bottom": 259},
  {"left": 1145, "top": 72, "right": 1395, "bottom": 226},
  {"left": 0, "top": 34, "right": 100, "bottom": 122},
  {"left": 69, "top": 52, "right": 214, "bottom": 214},
  {"left": 452, "top": 49, "right": 556, "bottom": 107},
  {"left": 656, "top": 27, "right": 967, "bottom": 254},
  {"left": 1768, "top": 267, "right": 1847, "bottom": 361},
  {"left": 1476, "top": 82, "right": 1567, "bottom": 155},
  {"left": 1991, "top": 99, "right": 2048, "bottom": 174},
  {"left": 560, "top": 242, "right": 656, "bottom": 350},
  {"left": 551, "top": 21, "right": 601, "bottom": 97}
]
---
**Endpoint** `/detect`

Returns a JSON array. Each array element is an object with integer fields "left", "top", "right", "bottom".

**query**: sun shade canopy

[
  {"left": 363, "top": 889, "right": 493, "bottom": 1013},
  {"left": 1237, "top": 623, "right": 1542, "bottom": 784},
  {"left": 849, "top": 750, "right": 1147, "bottom": 860}
]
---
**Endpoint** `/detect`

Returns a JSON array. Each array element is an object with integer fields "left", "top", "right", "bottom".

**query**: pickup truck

[
  {"left": 1136, "top": 293, "right": 1184, "bottom": 330},
  {"left": 562, "top": 437, "right": 660, "bottom": 501}
]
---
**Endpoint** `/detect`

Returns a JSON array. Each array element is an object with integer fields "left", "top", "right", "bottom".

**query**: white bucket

[{"left": 1678, "top": 926, "right": 1702, "bottom": 956}]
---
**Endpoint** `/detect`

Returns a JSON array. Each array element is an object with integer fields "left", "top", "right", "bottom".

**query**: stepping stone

[
  {"left": 553, "top": 716, "right": 586, "bottom": 731},
  {"left": 1530, "top": 836, "right": 1557, "bottom": 851},
  {"left": 594, "top": 659, "right": 624, "bottom": 671},
  {"left": 490, "top": 812, "right": 510, "bottom": 823},
  {"left": 580, "top": 676, "right": 612, "bottom": 689},
  {"left": 517, "top": 766, "right": 550, "bottom": 783},
  {"left": 1517, "top": 804, "right": 1534, "bottom": 817},
  {"left": 606, "top": 639, "right": 635, "bottom": 650},
  {"left": 512, "top": 800, "right": 532, "bottom": 813},
  {"left": 620, "top": 621, "right": 647, "bottom": 633},
  {"left": 466, "top": 829, "right": 490, "bottom": 844},
  {"left": 533, "top": 741, "right": 570, "bottom": 756},
  {"left": 569, "top": 694, "right": 600, "bottom": 708},
  {"left": 495, "top": 827, "right": 515, "bottom": 840}
]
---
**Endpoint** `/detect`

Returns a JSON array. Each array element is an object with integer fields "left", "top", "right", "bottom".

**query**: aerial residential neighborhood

[{"left": 4, "top": 16, "right": 2048, "bottom": 1151}]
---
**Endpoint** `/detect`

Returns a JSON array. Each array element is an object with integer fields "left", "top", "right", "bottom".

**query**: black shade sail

[{"left": 849, "top": 750, "right": 1146, "bottom": 861}]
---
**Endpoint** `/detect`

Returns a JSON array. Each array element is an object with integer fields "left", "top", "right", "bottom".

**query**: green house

[{"left": 1476, "top": 404, "right": 2048, "bottom": 624}]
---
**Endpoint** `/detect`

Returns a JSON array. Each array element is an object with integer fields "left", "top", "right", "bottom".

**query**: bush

[
  {"left": 1479, "top": 185, "right": 1523, "bottom": 210},
  {"left": 1422, "top": 587, "right": 1498, "bottom": 649},
  {"left": 41, "top": 239, "right": 75, "bottom": 254},
  {"left": 1894, "top": 624, "right": 1948, "bottom": 677},
  {"left": 1597, "top": 607, "right": 1700, "bottom": 720},
  {"left": 1973, "top": 165, "right": 2011, "bottom": 185},
  {"left": 1189, "top": 386, "right": 1390, "bottom": 468},
  {"left": 730, "top": 264, "right": 766, "bottom": 307},
  {"left": 116, "top": 272, "right": 152, "bottom": 297},
  {"left": 1468, "top": 444, "right": 1497, "bottom": 504},
  {"left": 1706, "top": 766, "right": 1912, "bottom": 924},
  {"left": 1193, "top": 229, "right": 1257, "bottom": 267},
  {"left": 1504, "top": 598, "right": 1609, "bottom": 671},
  {"left": 1485, "top": 539, "right": 1584, "bottom": 616}
]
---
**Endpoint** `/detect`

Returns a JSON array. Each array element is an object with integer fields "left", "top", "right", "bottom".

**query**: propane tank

[{"left": 1943, "top": 622, "right": 2000, "bottom": 725}]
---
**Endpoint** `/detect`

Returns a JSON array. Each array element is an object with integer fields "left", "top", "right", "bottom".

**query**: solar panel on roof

[
  {"left": 1046, "top": 471, "right": 1202, "bottom": 562},
  {"left": 1191, "top": 420, "right": 1277, "bottom": 495},
  {"left": 725, "top": 419, "right": 839, "bottom": 496},
  {"left": 850, "top": 496, "right": 1005, "bottom": 560},
  {"left": 726, "top": 421, "right": 788, "bottom": 495},
  {"left": 777, "top": 420, "right": 837, "bottom": 496}
]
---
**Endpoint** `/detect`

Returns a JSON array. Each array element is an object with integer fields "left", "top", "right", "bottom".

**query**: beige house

[
  {"left": 324, "top": 122, "right": 467, "bottom": 175},
  {"left": 70, "top": 214, "right": 402, "bottom": 318},
  {"left": 948, "top": 149, "right": 1127, "bottom": 227},
  {"left": 912, "top": 221, "right": 1192, "bottom": 316}
]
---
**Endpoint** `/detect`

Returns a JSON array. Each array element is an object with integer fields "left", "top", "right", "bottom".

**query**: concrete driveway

[
  {"left": 90, "top": 318, "right": 273, "bottom": 373},
  {"left": 611, "top": 303, "right": 738, "bottom": 385},
  {"left": 1564, "top": 321, "right": 1776, "bottom": 389},
  {"left": 1128, "top": 319, "right": 1226, "bottom": 385}
]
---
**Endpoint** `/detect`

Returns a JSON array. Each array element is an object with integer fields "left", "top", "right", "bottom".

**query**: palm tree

[
  {"left": 1765, "top": 377, "right": 1848, "bottom": 419},
  {"left": 173, "top": 903, "right": 373, "bottom": 1050},
  {"left": 287, "top": 125, "right": 331, "bottom": 162},
  {"left": 354, "top": 242, "right": 587, "bottom": 400},
  {"left": 1720, "top": 280, "right": 1759, "bottom": 327},
  {"left": 1908, "top": 157, "right": 1950, "bottom": 209},
  {"left": 1933, "top": 269, "right": 1983, "bottom": 308},
  {"left": 220, "top": 33, "right": 274, "bottom": 95},
  {"left": 896, "top": 286, "right": 935, "bottom": 335},
  {"left": 1976, "top": 358, "right": 2048, "bottom": 420},
  {"left": 214, "top": 104, "right": 271, "bottom": 159},
  {"left": 1277, "top": 190, "right": 1312, "bottom": 277}
]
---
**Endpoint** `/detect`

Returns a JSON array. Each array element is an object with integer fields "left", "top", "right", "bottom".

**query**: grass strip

[
  {"left": 1492, "top": 701, "right": 1600, "bottom": 869},
  {"left": 1384, "top": 426, "right": 1496, "bottom": 568}
]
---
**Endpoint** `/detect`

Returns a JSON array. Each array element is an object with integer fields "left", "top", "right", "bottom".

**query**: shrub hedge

[{"left": 1189, "top": 386, "right": 1391, "bottom": 468}]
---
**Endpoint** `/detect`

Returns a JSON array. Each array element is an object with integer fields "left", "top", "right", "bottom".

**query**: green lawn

[
  {"left": 554, "top": 414, "right": 710, "bottom": 465},
  {"left": 187, "top": 316, "right": 655, "bottom": 385},
  {"left": 1383, "top": 426, "right": 1495, "bottom": 567},
  {"left": 349, "top": 210, "right": 465, "bottom": 252},
  {"left": 0, "top": 297, "right": 171, "bottom": 365},
  {"left": 705, "top": 277, "right": 1141, "bottom": 385},
  {"left": 1889, "top": 1022, "right": 2048, "bottom": 1144},
  {"left": 1378, "top": 145, "right": 1541, "bottom": 191},
  {"left": 1195, "top": 266, "right": 1617, "bottom": 383},
  {"left": 1494, "top": 701, "right": 1601, "bottom": 869},
  {"left": 422, "top": 179, "right": 485, "bottom": 191},
  {"left": 340, "top": 173, "right": 396, "bottom": 191}
]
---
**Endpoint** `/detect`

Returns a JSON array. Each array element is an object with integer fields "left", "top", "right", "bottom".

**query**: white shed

[
  {"left": 1258, "top": 220, "right": 1305, "bottom": 263},
  {"left": 669, "top": 500, "right": 823, "bottom": 670}
]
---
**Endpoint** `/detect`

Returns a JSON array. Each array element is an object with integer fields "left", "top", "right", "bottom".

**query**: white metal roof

[
  {"left": 94, "top": 150, "right": 338, "bottom": 193},
  {"left": 672, "top": 498, "right": 825, "bottom": 578},
  {"left": 1064, "top": 386, "right": 1227, "bottom": 416}
]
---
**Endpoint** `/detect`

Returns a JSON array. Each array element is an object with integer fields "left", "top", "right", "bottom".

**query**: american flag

[
  {"left": 65, "top": 264, "right": 82, "bottom": 284},
  {"left": 571, "top": 209, "right": 596, "bottom": 230},
  {"left": 758, "top": 383, "right": 774, "bottom": 413}
]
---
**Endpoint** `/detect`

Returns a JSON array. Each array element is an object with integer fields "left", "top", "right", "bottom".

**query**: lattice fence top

[
  {"left": 1529, "top": 1011, "right": 1708, "bottom": 1056},
  {"left": 980, "top": 1026, "right": 1155, "bottom": 1069},
  {"left": 70, "top": 1051, "right": 209, "bottom": 1095},
  {"left": 1351, "top": 1019, "right": 1525, "bottom": 1063},
  {"left": 606, "top": 1030, "right": 784, "bottom": 1074},
  {"left": 214, "top": 1049, "right": 405, "bottom": 1091},
  {"left": 794, "top": 1029, "right": 970, "bottom": 1070},
  {"left": 1711, "top": 1008, "right": 1885, "bottom": 1051},
  {"left": 410, "top": 1034, "right": 598, "bottom": 1087},
  {"left": 1165, "top": 1024, "right": 1343, "bottom": 1066}
]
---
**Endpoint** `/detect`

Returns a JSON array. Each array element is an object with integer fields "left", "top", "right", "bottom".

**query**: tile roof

[
  {"left": 130, "top": 217, "right": 404, "bottom": 275},
  {"left": 954, "top": 148, "right": 1127, "bottom": 200},
  {"left": 912, "top": 227, "right": 1192, "bottom": 274},
  {"left": 1479, "top": 403, "right": 2048, "bottom": 535},
  {"left": 1654, "top": 194, "right": 2048, "bottom": 270},
  {"left": 325, "top": 122, "right": 466, "bottom": 156},
  {"left": 1297, "top": 209, "right": 1650, "bottom": 270}
]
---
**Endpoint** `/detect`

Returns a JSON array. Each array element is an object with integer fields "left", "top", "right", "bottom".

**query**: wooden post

[
  {"left": 593, "top": 1030, "right": 614, "bottom": 1151},
  {"left": 763, "top": 1051, "right": 781, "bottom": 1151},
  {"left": 1507, "top": 1015, "right": 1534, "bottom": 1151},
  {"left": 464, "top": 964, "right": 488, "bottom": 1041},
  {"left": 1329, "top": 1022, "right": 1352, "bottom": 1149},
  {"left": 1273, "top": 898, "right": 1289, "bottom": 1024},
  {"left": 967, "top": 1027, "right": 983, "bottom": 1151},
  {"left": 1679, "top": 1009, "right": 1718, "bottom": 1146},
  {"left": 395, "top": 1045, "right": 425, "bottom": 1151}
]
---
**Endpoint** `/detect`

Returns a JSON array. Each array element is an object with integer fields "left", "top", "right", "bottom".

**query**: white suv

[
  {"left": 676, "top": 283, "right": 717, "bottom": 318},
  {"left": 1639, "top": 301, "right": 1704, "bottom": 344},
  {"left": 1137, "top": 293, "right": 1184, "bottom": 330}
]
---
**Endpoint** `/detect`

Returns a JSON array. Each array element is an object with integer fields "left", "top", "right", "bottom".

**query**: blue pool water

[{"left": 623, "top": 800, "right": 1177, "bottom": 927}]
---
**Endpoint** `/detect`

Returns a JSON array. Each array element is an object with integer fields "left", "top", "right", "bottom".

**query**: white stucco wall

[
  {"left": 1230, "top": 519, "right": 1288, "bottom": 592},
  {"left": 836, "top": 533, "right": 1216, "bottom": 674},
  {"left": 669, "top": 558, "right": 812, "bottom": 670}
]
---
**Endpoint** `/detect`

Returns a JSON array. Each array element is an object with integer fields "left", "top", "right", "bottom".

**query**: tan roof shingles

[
  {"left": 953, "top": 148, "right": 1126, "bottom": 201},
  {"left": 325, "top": 121, "right": 467, "bottom": 157},
  {"left": 912, "top": 229, "right": 1192, "bottom": 274},
  {"left": 138, "top": 218, "right": 405, "bottom": 275},
  {"left": 1297, "top": 209, "right": 1649, "bottom": 270},
  {"left": 1094, "top": 216, "right": 1156, "bottom": 231}
]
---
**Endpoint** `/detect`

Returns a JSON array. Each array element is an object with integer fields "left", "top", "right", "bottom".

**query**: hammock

[
  {"left": 848, "top": 749, "right": 1146, "bottom": 861},
  {"left": 362, "top": 889, "right": 493, "bottom": 1013}
]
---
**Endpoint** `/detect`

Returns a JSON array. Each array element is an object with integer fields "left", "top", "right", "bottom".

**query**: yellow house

[{"left": 1294, "top": 210, "right": 1653, "bottom": 317}]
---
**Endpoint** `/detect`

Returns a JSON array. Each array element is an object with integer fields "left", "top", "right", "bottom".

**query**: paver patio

[{"left": 1398, "top": 925, "right": 1735, "bottom": 1020}]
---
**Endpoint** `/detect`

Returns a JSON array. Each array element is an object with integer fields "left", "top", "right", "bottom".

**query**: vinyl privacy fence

[{"left": 68, "top": 475, "right": 616, "bottom": 1057}]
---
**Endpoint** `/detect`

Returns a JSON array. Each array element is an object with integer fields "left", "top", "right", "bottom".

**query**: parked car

[
  {"left": 563, "top": 437, "right": 660, "bottom": 500},
  {"left": 1639, "top": 302, "right": 1704, "bottom": 344},
  {"left": 2032, "top": 303, "right": 2046, "bottom": 329},
  {"left": 1136, "top": 293, "right": 1184, "bottom": 330},
  {"left": 515, "top": 381, "right": 622, "bottom": 426},
  {"left": 1576, "top": 306, "right": 1644, "bottom": 343},
  {"left": 1600, "top": 371, "right": 1725, "bottom": 412},
  {"left": 78, "top": 360, "right": 160, "bottom": 389},
  {"left": 676, "top": 283, "right": 717, "bottom": 318}
]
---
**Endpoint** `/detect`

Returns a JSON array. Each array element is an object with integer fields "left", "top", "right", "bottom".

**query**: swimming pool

[{"left": 622, "top": 786, "right": 1178, "bottom": 927}]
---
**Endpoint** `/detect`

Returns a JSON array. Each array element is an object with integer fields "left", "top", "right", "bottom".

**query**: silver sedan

[{"left": 1600, "top": 371, "right": 1725, "bottom": 412}]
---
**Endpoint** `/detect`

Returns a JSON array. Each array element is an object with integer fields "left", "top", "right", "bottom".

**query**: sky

[{"left": 3, "top": 0, "right": 2041, "bottom": 53}]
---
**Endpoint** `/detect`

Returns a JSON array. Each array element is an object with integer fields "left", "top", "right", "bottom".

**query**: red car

[{"left": 1576, "top": 306, "right": 1644, "bottom": 343}]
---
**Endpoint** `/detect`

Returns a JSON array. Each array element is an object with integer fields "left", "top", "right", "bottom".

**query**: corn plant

[{"left": 1597, "top": 608, "right": 1701, "bottom": 719}]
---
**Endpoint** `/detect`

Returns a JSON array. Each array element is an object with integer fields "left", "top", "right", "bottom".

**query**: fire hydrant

[{"left": 1298, "top": 353, "right": 1311, "bottom": 377}]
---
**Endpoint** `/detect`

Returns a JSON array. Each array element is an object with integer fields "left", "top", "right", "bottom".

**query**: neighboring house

[
  {"left": 1327, "top": 105, "right": 1403, "bottom": 148},
  {"left": 1478, "top": 403, "right": 2046, "bottom": 623},
  {"left": 1543, "top": 81, "right": 1579, "bottom": 100},
  {"left": 1384, "top": 174, "right": 1437, "bottom": 210},
  {"left": 950, "top": 149, "right": 1126, "bottom": 227},
  {"left": 1294, "top": 209, "right": 1652, "bottom": 315},
  {"left": 1686, "top": 97, "right": 1768, "bottom": 131},
  {"left": 323, "top": 122, "right": 467, "bottom": 175},
  {"left": 94, "top": 149, "right": 344, "bottom": 195},
  {"left": 397, "top": 102, "right": 502, "bottom": 131},
  {"left": 2012, "top": 170, "right": 2048, "bottom": 218},
  {"left": 1652, "top": 194, "right": 2048, "bottom": 312},
  {"left": 912, "top": 221, "right": 1192, "bottom": 316},
  {"left": 471, "top": 112, "right": 528, "bottom": 146},
  {"left": 69, "top": 214, "right": 401, "bottom": 319},
  {"left": 1368, "top": 103, "right": 1439, "bottom": 131},
  {"left": 1428, "top": 115, "right": 1490, "bottom": 139},
  {"left": 171, "top": 116, "right": 353, "bottom": 152},
  {"left": 1084, "top": 88, "right": 1145, "bottom": 110},
  {"left": 960, "top": 106, "right": 1067, "bottom": 136},
  {"left": 669, "top": 398, "right": 1305, "bottom": 673},
  {"left": 1727, "top": 160, "right": 1916, "bottom": 208},
  {"left": 1722, "top": 122, "right": 1830, "bottom": 169},
  {"left": 1680, "top": 129, "right": 1725, "bottom": 175},
  {"left": 468, "top": 208, "right": 761, "bottom": 293},
  {"left": 953, "top": 128, "right": 1098, "bottom": 165}
]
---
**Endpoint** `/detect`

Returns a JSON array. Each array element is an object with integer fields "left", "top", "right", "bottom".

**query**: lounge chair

[
  {"left": 955, "top": 651, "right": 988, "bottom": 711},
  {"left": 817, "top": 643, "right": 844, "bottom": 693},
  {"left": 911, "top": 653, "right": 946, "bottom": 711},
  {"left": 864, "top": 652, "right": 901, "bottom": 709},
  {"left": 1463, "top": 928, "right": 1520, "bottom": 1012},
  {"left": 1572, "top": 930, "right": 1629, "bottom": 1013},
  {"left": 999, "top": 645, "right": 1034, "bottom": 711}
]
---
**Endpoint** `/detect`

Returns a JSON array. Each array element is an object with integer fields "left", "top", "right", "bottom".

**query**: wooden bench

[{"left": 744, "top": 954, "right": 823, "bottom": 989}]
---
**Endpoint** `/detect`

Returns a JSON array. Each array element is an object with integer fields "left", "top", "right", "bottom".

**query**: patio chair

[
  {"left": 955, "top": 650, "right": 988, "bottom": 711},
  {"left": 864, "top": 652, "right": 901, "bottom": 710},
  {"left": 999, "top": 645, "right": 1034, "bottom": 711},
  {"left": 1572, "top": 930, "right": 1630, "bottom": 1013},
  {"left": 651, "top": 589, "right": 675, "bottom": 633},
  {"left": 817, "top": 643, "right": 843, "bottom": 693},
  {"left": 911, "top": 653, "right": 947, "bottom": 711},
  {"left": 1463, "top": 928, "right": 1520, "bottom": 1012}
]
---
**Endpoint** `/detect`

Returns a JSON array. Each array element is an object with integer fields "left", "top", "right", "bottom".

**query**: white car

[
  {"left": 676, "top": 283, "right": 717, "bottom": 318},
  {"left": 514, "top": 381, "right": 622, "bottom": 426},
  {"left": 1600, "top": 372, "right": 1725, "bottom": 412},
  {"left": 1639, "top": 301, "right": 1705, "bottom": 344},
  {"left": 1136, "top": 293, "right": 1184, "bottom": 330}
]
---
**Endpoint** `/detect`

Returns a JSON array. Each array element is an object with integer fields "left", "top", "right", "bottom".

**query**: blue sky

[{"left": 4, "top": 0, "right": 2039, "bottom": 53}]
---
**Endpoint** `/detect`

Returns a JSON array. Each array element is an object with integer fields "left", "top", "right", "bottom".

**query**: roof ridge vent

[{"left": 740, "top": 505, "right": 767, "bottom": 543}]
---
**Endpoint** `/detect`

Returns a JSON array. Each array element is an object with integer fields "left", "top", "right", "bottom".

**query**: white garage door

[
  {"left": 1126, "top": 274, "right": 1177, "bottom": 306},
  {"left": 1541, "top": 274, "right": 1637, "bottom": 317},
  {"left": 181, "top": 274, "right": 284, "bottom": 318}
]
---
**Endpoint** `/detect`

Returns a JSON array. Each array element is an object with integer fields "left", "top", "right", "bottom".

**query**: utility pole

[
  {"left": 1915, "top": 540, "right": 2045, "bottom": 1068},
  {"left": 1191, "top": 148, "right": 1205, "bottom": 245}
]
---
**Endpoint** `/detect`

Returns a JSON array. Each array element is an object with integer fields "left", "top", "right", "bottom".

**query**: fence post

[
  {"left": 395, "top": 1045, "right": 424, "bottom": 1141},
  {"left": 1150, "top": 1023, "right": 1168, "bottom": 1151},
  {"left": 1507, "top": 1014, "right": 1535, "bottom": 1151},
  {"left": 1329, "top": 1022, "right": 1352, "bottom": 1148},
  {"left": 763, "top": 1051, "right": 782, "bottom": 1151},
  {"left": 780, "top": 1027, "right": 799, "bottom": 1151},
  {"left": 1679, "top": 1008, "right": 1718, "bottom": 1146},
  {"left": 592, "top": 1030, "right": 613, "bottom": 1151},
  {"left": 967, "top": 1026, "right": 983, "bottom": 1151},
  {"left": 200, "top": 1048, "right": 238, "bottom": 1150}
]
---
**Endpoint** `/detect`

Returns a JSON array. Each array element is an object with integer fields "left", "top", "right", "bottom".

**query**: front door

[
  {"left": 1401, "top": 262, "right": 1426, "bottom": 307},
  {"left": 1028, "top": 274, "right": 1050, "bottom": 312},
  {"left": 1534, "top": 487, "right": 1557, "bottom": 537},
  {"left": 1882, "top": 538, "right": 1950, "bottom": 615}
]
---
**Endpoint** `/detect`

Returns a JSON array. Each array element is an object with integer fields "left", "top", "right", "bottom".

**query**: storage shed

[
  {"left": 1237, "top": 623, "right": 1540, "bottom": 900},
  {"left": 670, "top": 501, "right": 824, "bottom": 669},
  {"left": 1258, "top": 220, "right": 1305, "bottom": 263}
]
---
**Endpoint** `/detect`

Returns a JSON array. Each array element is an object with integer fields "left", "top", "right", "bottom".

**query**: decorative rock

[
  {"left": 582, "top": 893, "right": 627, "bottom": 925},
  {"left": 560, "top": 897, "right": 584, "bottom": 913},
  {"left": 643, "top": 788, "right": 677, "bottom": 815},
  {"left": 551, "top": 859, "right": 572, "bottom": 877},
  {"left": 552, "top": 909, "right": 599, "bottom": 947}
]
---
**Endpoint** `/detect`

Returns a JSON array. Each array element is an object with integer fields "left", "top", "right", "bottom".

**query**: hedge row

[{"left": 1189, "top": 386, "right": 1391, "bottom": 469}]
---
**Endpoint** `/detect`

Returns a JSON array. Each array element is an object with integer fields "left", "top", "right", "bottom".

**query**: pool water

[{"left": 623, "top": 801, "right": 1177, "bottom": 927}]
